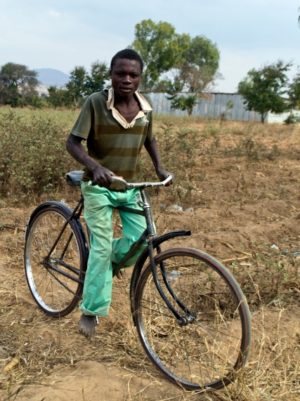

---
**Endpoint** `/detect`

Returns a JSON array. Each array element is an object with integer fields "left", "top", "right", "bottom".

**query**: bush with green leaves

[
  {"left": 0, "top": 109, "right": 76, "bottom": 198},
  {"left": 284, "top": 112, "right": 300, "bottom": 125}
]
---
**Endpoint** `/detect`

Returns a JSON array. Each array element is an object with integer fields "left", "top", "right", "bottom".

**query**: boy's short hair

[{"left": 110, "top": 49, "right": 144, "bottom": 72}]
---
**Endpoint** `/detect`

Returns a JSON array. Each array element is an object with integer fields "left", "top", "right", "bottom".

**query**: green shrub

[
  {"left": 284, "top": 112, "right": 300, "bottom": 125},
  {"left": 0, "top": 109, "right": 76, "bottom": 198}
]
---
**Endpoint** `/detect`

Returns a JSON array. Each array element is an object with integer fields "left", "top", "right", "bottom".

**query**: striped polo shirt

[{"left": 71, "top": 88, "right": 153, "bottom": 180}]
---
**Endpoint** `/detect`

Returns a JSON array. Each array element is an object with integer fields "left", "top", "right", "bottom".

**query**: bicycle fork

[
  {"left": 138, "top": 188, "right": 196, "bottom": 326},
  {"left": 148, "top": 240, "right": 196, "bottom": 326}
]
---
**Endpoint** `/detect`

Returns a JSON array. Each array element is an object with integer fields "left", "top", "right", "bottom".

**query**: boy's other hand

[{"left": 156, "top": 168, "right": 173, "bottom": 185}]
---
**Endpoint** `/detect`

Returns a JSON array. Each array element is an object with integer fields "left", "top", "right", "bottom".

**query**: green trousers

[{"left": 80, "top": 181, "right": 146, "bottom": 317}]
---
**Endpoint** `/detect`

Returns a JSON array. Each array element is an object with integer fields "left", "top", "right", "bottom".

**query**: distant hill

[{"left": 35, "top": 68, "right": 69, "bottom": 87}]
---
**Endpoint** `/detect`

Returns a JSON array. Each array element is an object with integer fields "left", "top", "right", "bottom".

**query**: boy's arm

[
  {"left": 66, "top": 134, "right": 114, "bottom": 187},
  {"left": 144, "top": 137, "right": 171, "bottom": 181}
]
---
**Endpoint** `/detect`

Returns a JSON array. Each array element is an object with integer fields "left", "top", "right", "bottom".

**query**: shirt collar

[
  {"left": 106, "top": 88, "right": 152, "bottom": 129},
  {"left": 106, "top": 88, "right": 152, "bottom": 112}
]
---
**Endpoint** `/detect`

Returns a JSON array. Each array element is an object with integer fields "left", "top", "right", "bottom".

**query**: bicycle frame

[
  {"left": 45, "top": 199, "right": 84, "bottom": 261},
  {"left": 25, "top": 173, "right": 252, "bottom": 390},
  {"left": 42, "top": 174, "right": 193, "bottom": 324}
]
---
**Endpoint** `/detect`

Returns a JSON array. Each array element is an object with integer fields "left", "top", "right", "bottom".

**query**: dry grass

[
  {"left": 0, "top": 277, "right": 299, "bottom": 400},
  {"left": 0, "top": 115, "right": 299, "bottom": 400}
]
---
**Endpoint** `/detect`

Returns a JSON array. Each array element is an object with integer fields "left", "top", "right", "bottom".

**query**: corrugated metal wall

[{"left": 146, "top": 92, "right": 261, "bottom": 122}]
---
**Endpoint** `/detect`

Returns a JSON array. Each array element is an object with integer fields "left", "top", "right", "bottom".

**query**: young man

[{"left": 66, "top": 49, "right": 170, "bottom": 338}]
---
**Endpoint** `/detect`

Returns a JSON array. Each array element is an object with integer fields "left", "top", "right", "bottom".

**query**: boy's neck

[{"left": 114, "top": 92, "right": 139, "bottom": 109}]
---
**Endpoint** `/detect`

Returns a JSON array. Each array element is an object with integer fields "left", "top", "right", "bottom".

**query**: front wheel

[
  {"left": 133, "top": 247, "right": 251, "bottom": 391},
  {"left": 24, "top": 201, "right": 87, "bottom": 317}
]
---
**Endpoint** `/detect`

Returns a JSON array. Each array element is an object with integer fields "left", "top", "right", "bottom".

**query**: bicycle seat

[{"left": 66, "top": 170, "right": 84, "bottom": 186}]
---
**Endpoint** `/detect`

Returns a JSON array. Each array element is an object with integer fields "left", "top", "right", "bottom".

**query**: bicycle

[{"left": 24, "top": 171, "right": 251, "bottom": 392}]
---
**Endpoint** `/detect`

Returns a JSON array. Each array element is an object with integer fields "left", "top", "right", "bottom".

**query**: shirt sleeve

[
  {"left": 70, "top": 96, "right": 93, "bottom": 140},
  {"left": 146, "top": 111, "right": 153, "bottom": 141}
]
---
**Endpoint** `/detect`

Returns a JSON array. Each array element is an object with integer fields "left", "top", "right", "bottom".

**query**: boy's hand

[
  {"left": 156, "top": 167, "right": 173, "bottom": 185},
  {"left": 92, "top": 165, "right": 114, "bottom": 187}
]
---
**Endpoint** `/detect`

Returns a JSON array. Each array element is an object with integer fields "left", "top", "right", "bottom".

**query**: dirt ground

[{"left": 0, "top": 121, "right": 299, "bottom": 401}]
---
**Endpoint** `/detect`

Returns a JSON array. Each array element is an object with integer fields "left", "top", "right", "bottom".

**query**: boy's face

[{"left": 110, "top": 58, "right": 142, "bottom": 98}]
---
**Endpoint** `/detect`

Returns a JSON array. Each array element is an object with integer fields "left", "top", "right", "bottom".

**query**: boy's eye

[{"left": 115, "top": 72, "right": 140, "bottom": 78}]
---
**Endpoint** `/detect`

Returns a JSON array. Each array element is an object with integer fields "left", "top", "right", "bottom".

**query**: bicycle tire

[
  {"left": 133, "top": 247, "right": 251, "bottom": 391},
  {"left": 24, "top": 201, "right": 87, "bottom": 317}
]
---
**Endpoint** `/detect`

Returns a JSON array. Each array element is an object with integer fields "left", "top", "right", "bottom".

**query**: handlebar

[
  {"left": 109, "top": 174, "right": 173, "bottom": 191},
  {"left": 66, "top": 170, "right": 172, "bottom": 190}
]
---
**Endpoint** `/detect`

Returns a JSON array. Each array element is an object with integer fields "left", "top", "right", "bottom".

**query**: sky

[{"left": 0, "top": 0, "right": 299, "bottom": 92}]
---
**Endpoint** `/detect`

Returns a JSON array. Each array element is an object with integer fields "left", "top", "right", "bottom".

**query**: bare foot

[{"left": 78, "top": 314, "right": 98, "bottom": 338}]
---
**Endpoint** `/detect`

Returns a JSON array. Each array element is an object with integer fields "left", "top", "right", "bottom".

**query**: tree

[
  {"left": 285, "top": 71, "right": 300, "bottom": 123},
  {"left": 132, "top": 19, "right": 220, "bottom": 115},
  {"left": 84, "top": 61, "right": 109, "bottom": 95},
  {"left": 133, "top": 19, "right": 181, "bottom": 91},
  {"left": 238, "top": 61, "right": 290, "bottom": 123},
  {"left": 169, "top": 94, "right": 198, "bottom": 116},
  {"left": 166, "top": 35, "right": 220, "bottom": 115},
  {"left": 66, "top": 66, "right": 87, "bottom": 106},
  {"left": 177, "top": 35, "right": 219, "bottom": 92},
  {"left": 47, "top": 86, "right": 73, "bottom": 108},
  {"left": 0, "top": 63, "right": 38, "bottom": 106},
  {"left": 288, "top": 72, "right": 300, "bottom": 109},
  {"left": 65, "top": 62, "right": 109, "bottom": 106}
]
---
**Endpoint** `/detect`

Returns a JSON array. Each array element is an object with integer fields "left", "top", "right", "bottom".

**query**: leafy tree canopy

[
  {"left": 0, "top": 62, "right": 38, "bottom": 106},
  {"left": 238, "top": 61, "right": 291, "bottom": 123},
  {"left": 132, "top": 19, "right": 220, "bottom": 106},
  {"left": 288, "top": 72, "right": 300, "bottom": 109},
  {"left": 66, "top": 66, "right": 87, "bottom": 106},
  {"left": 66, "top": 62, "right": 109, "bottom": 106},
  {"left": 84, "top": 61, "right": 109, "bottom": 95},
  {"left": 47, "top": 86, "right": 73, "bottom": 108},
  {"left": 133, "top": 20, "right": 182, "bottom": 91}
]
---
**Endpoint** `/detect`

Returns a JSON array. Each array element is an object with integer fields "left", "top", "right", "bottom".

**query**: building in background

[{"left": 147, "top": 92, "right": 261, "bottom": 121}]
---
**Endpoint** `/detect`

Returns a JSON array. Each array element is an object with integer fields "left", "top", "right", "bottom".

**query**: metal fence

[{"left": 146, "top": 92, "right": 261, "bottom": 122}]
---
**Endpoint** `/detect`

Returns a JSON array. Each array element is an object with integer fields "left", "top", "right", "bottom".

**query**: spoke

[
  {"left": 25, "top": 206, "right": 84, "bottom": 315},
  {"left": 46, "top": 267, "right": 78, "bottom": 295},
  {"left": 135, "top": 250, "right": 250, "bottom": 390}
]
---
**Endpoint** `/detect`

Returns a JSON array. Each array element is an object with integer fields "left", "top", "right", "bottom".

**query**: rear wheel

[
  {"left": 134, "top": 248, "right": 251, "bottom": 391},
  {"left": 24, "top": 202, "right": 87, "bottom": 317}
]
